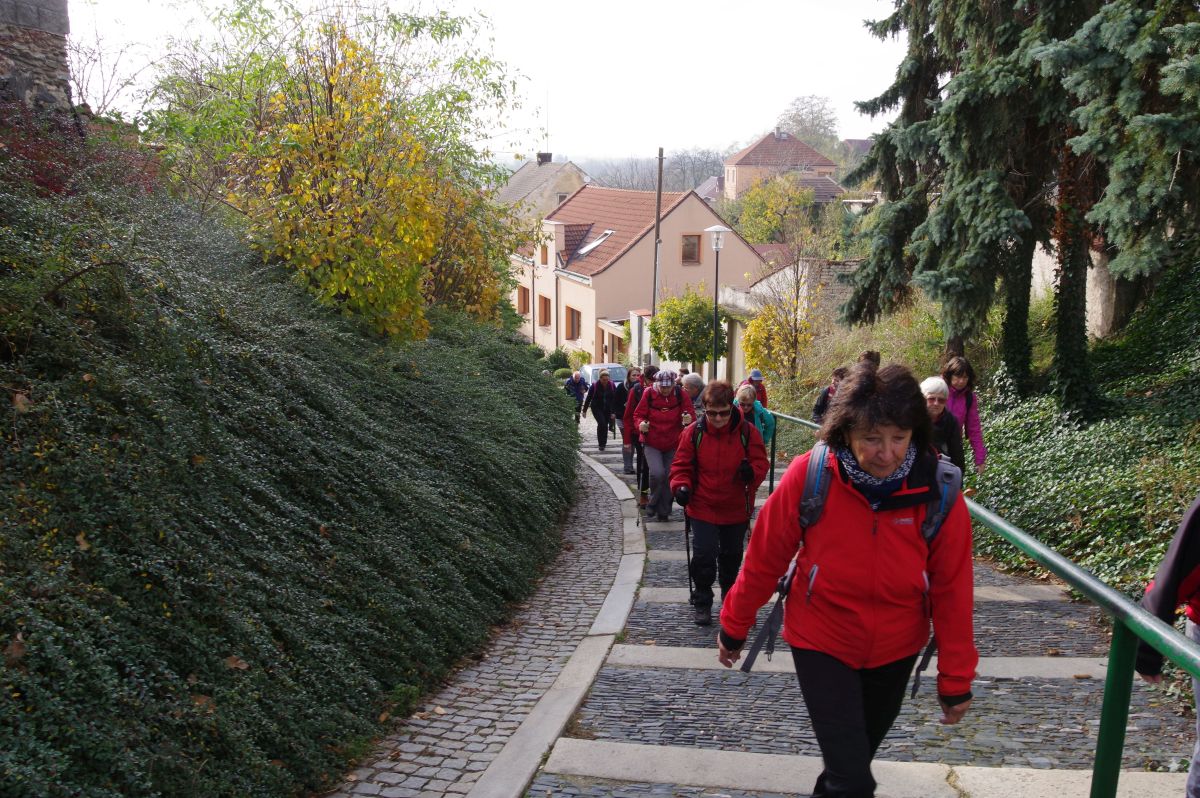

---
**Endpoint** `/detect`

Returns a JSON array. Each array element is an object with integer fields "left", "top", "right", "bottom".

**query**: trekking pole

[
  {"left": 634, "top": 443, "right": 646, "bottom": 527},
  {"left": 683, "top": 513, "right": 696, "bottom": 605}
]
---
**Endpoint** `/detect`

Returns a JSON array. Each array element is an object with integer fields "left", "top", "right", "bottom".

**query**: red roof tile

[
  {"left": 727, "top": 131, "right": 837, "bottom": 171},
  {"left": 546, "top": 186, "right": 688, "bottom": 277}
]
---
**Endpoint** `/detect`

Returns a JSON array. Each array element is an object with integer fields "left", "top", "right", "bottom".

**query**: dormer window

[{"left": 577, "top": 229, "right": 615, "bottom": 257}]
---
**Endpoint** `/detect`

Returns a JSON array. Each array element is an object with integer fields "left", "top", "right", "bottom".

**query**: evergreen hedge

[{"left": 0, "top": 151, "right": 578, "bottom": 796}]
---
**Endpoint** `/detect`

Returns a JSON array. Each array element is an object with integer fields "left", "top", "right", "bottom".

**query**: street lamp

[{"left": 705, "top": 224, "right": 732, "bottom": 380}]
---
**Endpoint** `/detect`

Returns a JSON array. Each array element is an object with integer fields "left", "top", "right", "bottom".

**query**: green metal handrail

[{"left": 766, "top": 409, "right": 1200, "bottom": 798}]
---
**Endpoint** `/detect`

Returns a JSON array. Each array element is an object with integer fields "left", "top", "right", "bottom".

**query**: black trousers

[
  {"left": 791, "top": 648, "right": 918, "bottom": 798},
  {"left": 688, "top": 518, "right": 747, "bottom": 609},
  {"left": 593, "top": 411, "right": 612, "bottom": 448},
  {"left": 634, "top": 442, "right": 649, "bottom": 500}
]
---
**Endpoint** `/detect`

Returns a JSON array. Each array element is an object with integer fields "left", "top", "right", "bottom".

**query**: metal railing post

[
  {"left": 768, "top": 423, "right": 778, "bottom": 495},
  {"left": 1090, "top": 620, "right": 1138, "bottom": 798}
]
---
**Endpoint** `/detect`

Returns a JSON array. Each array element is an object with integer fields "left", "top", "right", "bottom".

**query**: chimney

[{"left": 537, "top": 152, "right": 552, "bottom": 166}]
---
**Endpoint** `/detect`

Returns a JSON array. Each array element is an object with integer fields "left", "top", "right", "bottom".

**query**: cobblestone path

[
  {"left": 528, "top": 425, "right": 1193, "bottom": 797},
  {"left": 322, "top": 461, "right": 624, "bottom": 798}
]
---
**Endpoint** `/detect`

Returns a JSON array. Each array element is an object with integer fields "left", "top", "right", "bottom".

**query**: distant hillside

[{"left": 0, "top": 159, "right": 578, "bottom": 795}]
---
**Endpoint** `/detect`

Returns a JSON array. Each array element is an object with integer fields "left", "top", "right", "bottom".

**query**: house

[
  {"left": 511, "top": 185, "right": 764, "bottom": 379},
  {"left": 497, "top": 153, "right": 589, "bottom": 221},
  {"left": 694, "top": 175, "right": 723, "bottom": 205},
  {"left": 723, "top": 129, "right": 838, "bottom": 200}
]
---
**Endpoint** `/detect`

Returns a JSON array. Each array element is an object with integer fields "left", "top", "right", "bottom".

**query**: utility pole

[{"left": 649, "top": 147, "right": 664, "bottom": 366}]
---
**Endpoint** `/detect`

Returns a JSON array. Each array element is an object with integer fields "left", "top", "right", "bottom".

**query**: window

[
  {"left": 539, "top": 244, "right": 549, "bottom": 265},
  {"left": 682, "top": 234, "right": 701, "bottom": 264},
  {"left": 557, "top": 193, "right": 569, "bottom": 204},
  {"left": 538, "top": 295, "right": 551, "bottom": 327},
  {"left": 517, "top": 286, "right": 530, "bottom": 315},
  {"left": 565, "top": 307, "right": 582, "bottom": 340}
]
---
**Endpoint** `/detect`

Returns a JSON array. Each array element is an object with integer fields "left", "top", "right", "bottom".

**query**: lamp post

[{"left": 705, "top": 224, "right": 731, "bottom": 380}]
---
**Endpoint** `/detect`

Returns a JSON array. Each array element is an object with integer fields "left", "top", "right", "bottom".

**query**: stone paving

[
  {"left": 526, "top": 428, "right": 1194, "bottom": 796},
  {"left": 527, "top": 774, "right": 796, "bottom": 797},
  {"left": 321, "top": 455, "right": 623, "bottom": 798},
  {"left": 572, "top": 665, "right": 1191, "bottom": 768}
]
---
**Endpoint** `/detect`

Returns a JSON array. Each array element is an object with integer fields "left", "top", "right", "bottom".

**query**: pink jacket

[{"left": 946, "top": 385, "right": 986, "bottom": 468}]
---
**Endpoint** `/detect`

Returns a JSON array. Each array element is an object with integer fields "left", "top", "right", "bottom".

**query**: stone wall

[{"left": 0, "top": 0, "right": 73, "bottom": 110}]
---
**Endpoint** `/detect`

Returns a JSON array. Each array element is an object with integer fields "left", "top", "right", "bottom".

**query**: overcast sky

[{"left": 73, "top": 0, "right": 907, "bottom": 161}]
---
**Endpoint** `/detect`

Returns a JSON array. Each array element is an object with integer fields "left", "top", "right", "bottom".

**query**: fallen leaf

[
  {"left": 186, "top": 673, "right": 199, "bottom": 685},
  {"left": 378, "top": 711, "right": 390, "bottom": 723},
  {"left": 192, "top": 694, "right": 214, "bottom": 711},
  {"left": 223, "top": 655, "right": 250, "bottom": 671},
  {"left": 1046, "top": 647, "right": 1063, "bottom": 656},
  {"left": 432, "top": 706, "right": 446, "bottom": 715},
  {"left": 12, "top": 393, "right": 31, "bottom": 413},
  {"left": 318, "top": 524, "right": 330, "bottom": 538},
  {"left": 81, "top": 373, "right": 95, "bottom": 383},
  {"left": 190, "top": 454, "right": 207, "bottom": 466},
  {"left": 345, "top": 774, "right": 359, "bottom": 782},
  {"left": 76, "top": 532, "right": 91, "bottom": 551},
  {"left": 4, "top": 634, "right": 26, "bottom": 667},
  {"left": 1073, "top": 673, "right": 1093, "bottom": 679},
  {"left": 269, "top": 759, "right": 284, "bottom": 768}
]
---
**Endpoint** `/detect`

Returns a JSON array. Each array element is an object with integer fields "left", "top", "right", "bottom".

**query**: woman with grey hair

[
  {"left": 682, "top": 372, "right": 706, "bottom": 416},
  {"left": 921, "top": 376, "right": 965, "bottom": 472}
]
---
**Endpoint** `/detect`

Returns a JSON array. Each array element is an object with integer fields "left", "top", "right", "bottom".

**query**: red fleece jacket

[
  {"left": 669, "top": 411, "right": 769, "bottom": 525},
  {"left": 633, "top": 385, "right": 692, "bottom": 451},
  {"left": 719, "top": 445, "right": 977, "bottom": 697}
]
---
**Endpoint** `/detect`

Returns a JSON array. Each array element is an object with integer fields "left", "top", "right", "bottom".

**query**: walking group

[
  {"left": 567, "top": 354, "right": 1200, "bottom": 798},
  {"left": 568, "top": 356, "right": 984, "bottom": 798}
]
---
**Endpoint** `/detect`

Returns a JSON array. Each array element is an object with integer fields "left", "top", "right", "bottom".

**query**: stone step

[
  {"left": 606, "top": 643, "right": 1110, "bottom": 679},
  {"left": 636, "top": 584, "right": 1069, "bottom": 603},
  {"left": 541, "top": 739, "right": 1187, "bottom": 798},
  {"left": 565, "top": 666, "right": 1190, "bottom": 771}
]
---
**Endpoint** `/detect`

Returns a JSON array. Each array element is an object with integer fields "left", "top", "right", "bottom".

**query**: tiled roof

[
  {"left": 842, "top": 138, "right": 874, "bottom": 158},
  {"left": 546, "top": 186, "right": 688, "bottom": 277},
  {"left": 796, "top": 175, "right": 847, "bottom": 203},
  {"left": 695, "top": 176, "right": 721, "bottom": 201},
  {"left": 727, "top": 131, "right": 837, "bottom": 171},
  {"left": 497, "top": 161, "right": 577, "bottom": 205}
]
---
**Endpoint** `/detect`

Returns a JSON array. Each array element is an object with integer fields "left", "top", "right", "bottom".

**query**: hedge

[{"left": 1, "top": 148, "right": 579, "bottom": 796}]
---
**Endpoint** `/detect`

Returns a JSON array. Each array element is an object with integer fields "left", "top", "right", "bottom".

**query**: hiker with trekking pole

[
  {"left": 669, "top": 380, "right": 768, "bottom": 627},
  {"left": 716, "top": 362, "right": 977, "bottom": 798},
  {"left": 633, "top": 369, "right": 692, "bottom": 522},
  {"left": 623, "top": 365, "right": 658, "bottom": 519}
]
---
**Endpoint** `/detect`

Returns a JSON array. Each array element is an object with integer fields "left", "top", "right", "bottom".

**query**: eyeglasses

[
  {"left": 704, "top": 408, "right": 732, "bottom": 418},
  {"left": 925, "top": 396, "right": 946, "bottom": 404}
]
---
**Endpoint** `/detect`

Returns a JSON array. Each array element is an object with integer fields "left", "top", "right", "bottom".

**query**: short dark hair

[
  {"left": 941, "top": 356, "right": 976, "bottom": 393},
  {"left": 857, "top": 350, "right": 882, "bottom": 366},
  {"left": 701, "top": 380, "right": 734, "bottom": 408},
  {"left": 642, "top": 364, "right": 660, "bottom": 382},
  {"left": 832, "top": 366, "right": 848, "bottom": 379},
  {"left": 819, "top": 363, "right": 930, "bottom": 452}
]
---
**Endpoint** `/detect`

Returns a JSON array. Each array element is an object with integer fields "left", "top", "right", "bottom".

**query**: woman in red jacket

[
  {"left": 717, "top": 362, "right": 976, "bottom": 798},
  {"left": 669, "top": 381, "right": 769, "bottom": 626},
  {"left": 633, "top": 369, "right": 692, "bottom": 521}
]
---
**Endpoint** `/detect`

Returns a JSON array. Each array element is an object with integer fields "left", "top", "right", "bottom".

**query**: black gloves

[
  {"left": 735, "top": 458, "right": 755, "bottom": 484},
  {"left": 673, "top": 485, "right": 691, "bottom": 506}
]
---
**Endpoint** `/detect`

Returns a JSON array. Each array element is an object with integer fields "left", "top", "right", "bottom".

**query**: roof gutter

[{"left": 554, "top": 268, "right": 592, "bottom": 286}]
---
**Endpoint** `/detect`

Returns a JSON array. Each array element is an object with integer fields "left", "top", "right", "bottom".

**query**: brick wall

[{"left": 0, "top": 0, "right": 72, "bottom": 110}]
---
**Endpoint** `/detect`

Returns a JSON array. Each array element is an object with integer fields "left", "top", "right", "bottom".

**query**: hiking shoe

[
  {"left": 623, "top": 467, "right": 635, "bottom": 475},
  {"left": 657, "top": 514, "right": 669, "bottom": 522},
  {"left": 693, "top": 605, "right": 712, "bottom": 626}
]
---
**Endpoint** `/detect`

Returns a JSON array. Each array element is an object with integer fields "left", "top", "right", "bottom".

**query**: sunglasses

[{"left": 704, "top": 408, "right": 732, "bottom": 418}]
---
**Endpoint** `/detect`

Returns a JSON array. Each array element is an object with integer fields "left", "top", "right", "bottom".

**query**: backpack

[{"left": 740, "top": 441, "right": 962, "bottom": 690}]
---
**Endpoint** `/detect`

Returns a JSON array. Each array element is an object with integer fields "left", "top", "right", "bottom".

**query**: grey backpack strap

[
  {"left": 921, "top": 454, "right": 962, "bottom": 544},
  {"left": 910, "top": 453, "right": 964, "bottom": 697},
  {"left": 741, "top": 444, "right": 833, "bottom": 673},
  {"left": 798, "top": 441, "right": 833, "bottom": 529}
]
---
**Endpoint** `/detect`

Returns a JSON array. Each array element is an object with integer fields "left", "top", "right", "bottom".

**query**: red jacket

[
  {"left": 669, "top": 410, "right": 769, "bottom": 524},
  {"left": 719, "top": 445, "right": 977, "bottom": 697},
  {"left": 633, "top": 384, "right": 692, "bottom": 451},
  {"left": 621, "top": 380, "right": 649, "bottom": 445}
]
